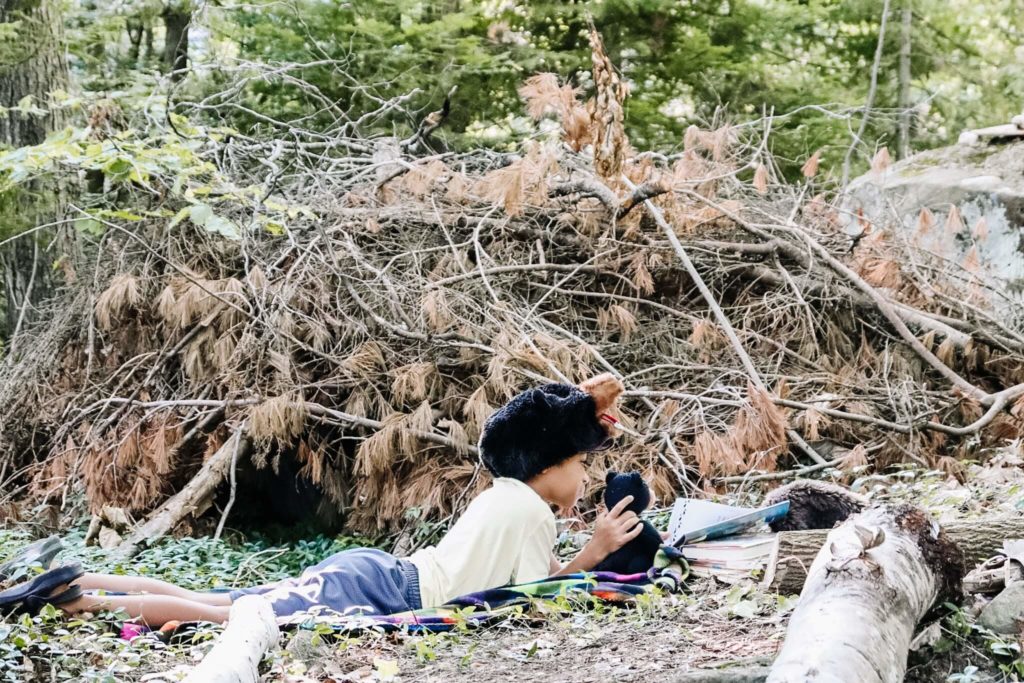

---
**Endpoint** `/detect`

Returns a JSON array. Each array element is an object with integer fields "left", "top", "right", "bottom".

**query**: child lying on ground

[{"left": 0, "top": 374, "right": 643, "bottom": 626}]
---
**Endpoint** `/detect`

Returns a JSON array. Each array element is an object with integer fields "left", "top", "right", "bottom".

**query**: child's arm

[{"left": 550, "top": 496, "right": 642, "bottom": 576}]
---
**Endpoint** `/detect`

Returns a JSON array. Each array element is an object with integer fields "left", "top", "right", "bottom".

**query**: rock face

[
  {"left": 978, "top": 583, "right": 1024, "bottom": 634},
  {"left": 843, "top": 140, "right": 1024, "bottom": 301}
]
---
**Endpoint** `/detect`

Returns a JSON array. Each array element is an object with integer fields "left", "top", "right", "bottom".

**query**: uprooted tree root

[{"left": 1, "top": 30, "right": 1023, "bottom": 542}]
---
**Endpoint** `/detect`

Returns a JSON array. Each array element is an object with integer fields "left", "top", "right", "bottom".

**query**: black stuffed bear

[{"left": 593, "top": 471, "right": 664, "bottom": 574}]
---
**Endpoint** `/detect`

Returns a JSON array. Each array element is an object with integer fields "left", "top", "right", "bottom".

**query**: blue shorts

[{"left": 229, "top": 548, "right": 422, "bottom": 618}]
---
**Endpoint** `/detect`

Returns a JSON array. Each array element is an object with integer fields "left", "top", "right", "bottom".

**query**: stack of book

[
  {"left": 667, "top": 497, "right": 789, "bottom": 583},
  {"left": 680, "top": 535, "right": 776, "bottom": 582}
]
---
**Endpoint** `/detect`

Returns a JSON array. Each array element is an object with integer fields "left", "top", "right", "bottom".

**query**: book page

[{"left": 667, "top": 499, "right": 757, "bottom": 546}]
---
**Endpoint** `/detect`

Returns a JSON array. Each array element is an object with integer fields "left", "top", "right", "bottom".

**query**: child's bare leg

[
  {"left": 60, "top": 592, "right": 232, "bottom": 626},
  {"left": 74, "top": 573, "right": 233, "bottom": 606}
]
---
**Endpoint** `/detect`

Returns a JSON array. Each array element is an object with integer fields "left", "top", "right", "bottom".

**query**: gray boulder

[
  {"left": 843, "top": 140, "right": 1024, "bottom": 301},
  {"left": 977, "top": 583, "right": 1024, "bottom": 634}
]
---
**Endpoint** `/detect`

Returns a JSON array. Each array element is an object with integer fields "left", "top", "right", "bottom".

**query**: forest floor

[{"left": 2, "top": 460, "right": 1024, "bottom": 682}]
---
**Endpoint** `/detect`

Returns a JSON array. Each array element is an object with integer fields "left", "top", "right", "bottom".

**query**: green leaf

[
  {"left": 204, "top": 214, "right": 241, "bottom": 241},
  {"left": 775, "top": 594, "right": 798, "bottom": 613},
  {"left": 75, "top": 218, "right": 104, "bottom": 237},
  {"left": 98, "top": 209, "right": 144, "bottom": 222},
  {"left": 188, "top": 203, "right": 214, "bottom": 226},
  {"left": 102, "top": 157, "right": 133, "bottom": 181},
  {"left": 169, "top": 207, "right": 191, "bottom": 229},
  {"left": 730, "top": 599, "right": 758, "bottom": 619},
  {"left": 186, "top": 203, "right": 241, "bottom": 240},
  {"left": 373, "top": 658, "right": 399, "bottom": 680}
]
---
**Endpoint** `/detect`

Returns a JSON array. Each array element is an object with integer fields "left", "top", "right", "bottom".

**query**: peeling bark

[
  {"left": 183, "top": 595, "right": 278, "bottom": 683},
  {"left": 767, "top": 505, "right": 964, "bottom": 683},
  {"left": 763, "top": 515, "right": 1024, "bottom": 595}
]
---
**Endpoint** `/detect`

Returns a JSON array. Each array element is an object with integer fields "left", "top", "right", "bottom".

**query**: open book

[{"left": 666, "top": 497, "right": 789, "bottom": 546}]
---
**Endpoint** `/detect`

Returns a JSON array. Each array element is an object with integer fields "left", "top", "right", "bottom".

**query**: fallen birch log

[
  {"left": 763, "top": 515, "right": 1024, "bottom": 594},
  {"left": 670, "top": 668, "right": 769, "bottom": 683},
  {"left": 114, "top": 429, "right": 250, "bottom": 560},
  {"left": 767, "top": 504, "right": 964, "bottom": 683},
  {"left": 183, "top": 595, "right": 279, "bottom": 683}
]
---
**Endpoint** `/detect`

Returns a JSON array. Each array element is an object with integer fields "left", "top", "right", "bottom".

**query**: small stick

[{"left": 214, "top": 421, "right": 247, "bottom": 541}]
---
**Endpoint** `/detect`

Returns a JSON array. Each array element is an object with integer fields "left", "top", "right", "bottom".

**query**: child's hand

[{"left": 588, "top": 495, "right": 643, "bottom": 562}]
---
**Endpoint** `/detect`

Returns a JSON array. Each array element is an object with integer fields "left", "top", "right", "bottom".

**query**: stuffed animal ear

[
  {"left": 605, "top": 470, "right": 617, "bottom": 485},
  {"left": 526, "top": 387, "right": 559, "bottom": 412},
  {"left": 579, "top": 373, "right": 624, "bottom": 416}
]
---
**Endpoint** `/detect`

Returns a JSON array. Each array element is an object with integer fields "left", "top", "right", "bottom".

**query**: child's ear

[{"left": 579, "top": 373, "right": 624, "bottom": 416}]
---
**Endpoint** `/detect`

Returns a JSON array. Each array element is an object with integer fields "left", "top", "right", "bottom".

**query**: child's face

[{"left": 532, "top": 454, "right": 589, "bottom": 513}]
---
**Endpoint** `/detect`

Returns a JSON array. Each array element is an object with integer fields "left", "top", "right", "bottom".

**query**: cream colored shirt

[{"left": 408, "top": 477, "right": 557, "bottom": 607}]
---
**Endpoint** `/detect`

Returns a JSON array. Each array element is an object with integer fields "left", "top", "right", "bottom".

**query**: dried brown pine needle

[
  {"left": 95, "top": 274, "right": 142, "bottom": 330},
  {"left": 341, "top": 341, "right": 388, "bottom": 378},
  {"left": 945, "top": 205, "right": 965, "bottom": 235},
  {"left": 422, "top": 288, "right": 454, "bottom": 332},
  {"left": 249, "top": 394, "right": 307, "bottom": 443},
  {"left": 801, "top": 150, "right": 821, "bottom": 178},
  {"left": 972, "top": 217, "right": 989, "bottom": 242},
  {"left": 963, "top": 244, "right": 981, "bottom": 273},
  {"left": 463, "top": 384, "right": 493, "bottom": 436},
  {"left": 871, "top": 146, "right": 891, "bottom": 174},
  {"left": 915, "top": 207, "right": 935, "bottom": 237},
  {"left": 838, "top": 444, "right": 869, "bottom": 471},
  {"left": 391, "top": 362, "right": 437, "bottom": 405},
  {"left": 683, "top": 125, "right": 702, "bottom": 151},
  {"left": 518, "top": 73, "right": 567, "bottom": 120},
  {"left": 628, "top": 252, "right": 655, "bottom": 295},
  {"left": 752, "top": 164, "right": 769, "bottom": 194},
  {"left": 5, "top": 52, "right": 1021, "bottom": 537},
  {"left": 589, "top": 26, "right": 628, "bottom": 179}
]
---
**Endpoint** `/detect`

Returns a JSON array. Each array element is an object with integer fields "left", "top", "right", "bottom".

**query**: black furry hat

[{"left": 479, "top": 378, "right": 620, "bottom": 481}]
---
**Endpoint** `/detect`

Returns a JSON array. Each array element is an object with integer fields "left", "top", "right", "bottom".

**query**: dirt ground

[{"left": 263, "top": 583, "right": 787, "bottom": 683}]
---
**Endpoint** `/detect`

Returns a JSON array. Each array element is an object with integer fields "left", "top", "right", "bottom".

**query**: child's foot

[{"left": 0, "top": 563, "right": 84, "bottom": 616}]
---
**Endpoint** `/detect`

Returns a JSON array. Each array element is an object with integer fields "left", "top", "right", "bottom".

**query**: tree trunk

[
  {"left": 0, "top": 239, "right": 49, "bottom": 350},
  {"left": 143, "top": 24, "right": 155, "bottom": 64},
  {"left": 896, "top": 1, "right": 913, "bottom": 159},
  {"left": 0, "top": 0, "right": 69, "bottom": 340},
  {"left": 162, "top": 8, "right": 190, "bottom": 80},
  {"left": 0, "top": 0, "right": 69, "bottom": 146},
  {"left": 127, "top": 18, "right": 144, "bottom": 65},
  {"left": 762, "top": 515, "right": 1024, "bottom": 595},
  {"left": 183, "top": 595, "right": 278, "bottom": 683},
  {"left": 767, "top": 505, "right": 964, "bottom": 683}
]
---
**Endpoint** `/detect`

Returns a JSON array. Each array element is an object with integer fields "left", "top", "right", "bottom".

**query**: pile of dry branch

[{"left": 1, "top": 30, "right": 1022, "bottom": 542}]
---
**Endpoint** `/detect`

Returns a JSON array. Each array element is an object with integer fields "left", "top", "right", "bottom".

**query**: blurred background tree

[{"left": 0, "top": 0, "right": 1021, "bottom": 344}]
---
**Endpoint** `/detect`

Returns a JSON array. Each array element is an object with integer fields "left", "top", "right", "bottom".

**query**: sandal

[
  {"left": 0, "top": 563, "right": 84, "bottom": 616},
  {"left": 0, "top": 535, "right": 63, "bottom": 582},
  {"left": 30, "top": 583, "right": 83, "bottom": 611}
]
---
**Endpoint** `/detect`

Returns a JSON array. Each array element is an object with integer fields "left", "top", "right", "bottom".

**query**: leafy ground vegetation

[{"left": 4, "top": 455, "right": 1024, "bottom": 681}]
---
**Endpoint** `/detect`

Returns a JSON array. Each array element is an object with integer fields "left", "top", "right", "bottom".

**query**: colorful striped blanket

[
  {"left": 118, "top": 549, "right": 687, "bottom": 640},
  {"left": 277, "top": 548, "right": 688, "bottom": 633}
]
